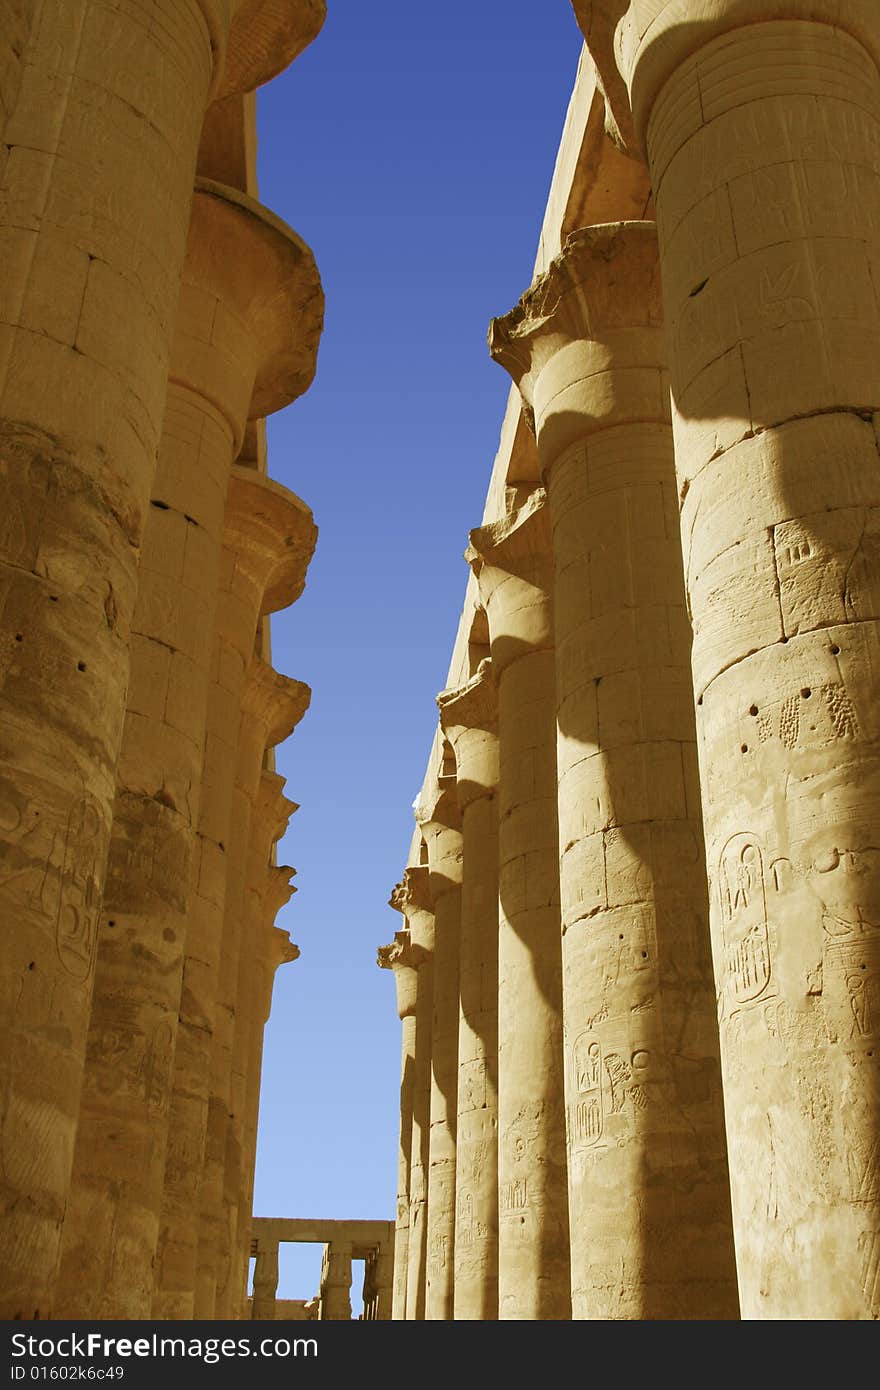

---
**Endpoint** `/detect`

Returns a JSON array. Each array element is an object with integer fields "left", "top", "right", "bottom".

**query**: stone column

[
  {"left": 417, "top": 784, "right": 462, "bottom": 1321},
  {"left": 389, "top": 867, "right": 434, "bottom": 1319},
  {"left": 372, "top": 1238, "right": 394, "bottom": 1321},
  {"left": 490, "top": 223, "right": 738, "bottom": 1319},
  {"left": 53, "top": 178, "right": 320, "bottom": 1320},
  {"left": 437, "top": 661, "right": 500, "bottom": 1321},
  {"left": 576, "top": 0, "right": 880, "bottom": 1319},
  {"left": 377, "top": 931, "right": 419, "bottom": 1320},
  {"left": 320, "top": 1241, "right": 353, "bottom": 1321},
  {"left": 251, "top": 1235, "right": 279, "bottom": 1321},
  {"left": 468, "top": 495, "right": 571, "bottom": 1319},
  {"left": 215, "top": 662, "right": 309, "bottom": 1317},
  {"left": 183, "top": 468, "right": 316, "bottom": 1320},
  {"left": 231, "top": 780, "right": 300, "bottom": 1319},
  {"left": 0, "top": 0, "right": 234, "bottom": 1320}
]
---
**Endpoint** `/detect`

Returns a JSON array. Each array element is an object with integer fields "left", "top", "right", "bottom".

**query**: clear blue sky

[{"left": 252, "top": 0, "right": 583, "bottom": 1305}]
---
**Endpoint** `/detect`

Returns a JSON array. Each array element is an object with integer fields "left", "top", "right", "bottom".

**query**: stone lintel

[
  {"left": 252, "top": 1217, "right": 395, "bottom": 1248},
  {"left": 224, "top": 466, "right": 318, "bottom": 613},
  {"left": 218, "top": 0, "right": 327, "bottom": 100},
  {"left": 175, "top": 181, "right": 323, "bottom": 442},
  {"left": 489, "top": 222, "right": 663, "bottom": 411},
  {"left": 241, "top": 657, "right": 311, "bottom": 747},
  {"left": 570, "top": 2, "right": 637, "bottom": 154}
]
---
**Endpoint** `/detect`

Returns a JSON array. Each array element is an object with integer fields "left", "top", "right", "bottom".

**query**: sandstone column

[
  {"left": 437, "top": 661, "right": 500, "bottom": 1321},
  {"left": 377, "top": 931, "right": 419, "bottom": 1320},
  {"left": 251, "top": 1235, "right": 280, "bottom": 1321},
  {"left": 575, "top": 0, "right": 880, "bottom": 1319},
  {"left": 389, "top": 867, "right": 434, "bottom": 1319},
  {"left": 177, "top": 468, "right": 316, "bottom": 1319},
  {"left": 468, "top": 494, "right": 571, "bottom": 1319},
  {"left": 215, "top": 662, "right": 309, "bottom": 1316},
  {"left": 320, "top": 1241, "right": 353, "bottom": 1321},
  {"left": 417, "top": 784, "right": 462, "bottom": 1320},
  {"left": 0, "top": 0, "right": 233, "bottom": 1320},
  {"left": 54, "top": 179, "right": 320, "bottom": 1320},
  {"left": 490, "top": 222, "right": 738, "bottom": 1319},
  {"left": 231, "top": 781, "right": 300, "bottom": 1319}
]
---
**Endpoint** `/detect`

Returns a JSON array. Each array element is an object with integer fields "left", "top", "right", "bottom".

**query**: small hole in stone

[
  {"left": 77, "top": 661, "right": 86, "bottom": 671},
  {"left": 641, "top": 951, "right": 647, "bottom": 958},
  {"left": 219, "top": 841, "right": 225, "bottom": 852},
  {"left": 49, "top": 595, "right": 58, "bottom": 602},
  {"left": 151, "top": 499, "right": 170, "bottom": 511},
  {"left": 749, "top": 705, "right": 758, "bottom": 716},
  {"left": 861, "top": 963, "right": 867, "bottom": 970},
  {"left": 619, "top": 934, "right": 624, "bottom": 940},
  {"left": 27, "top": 962, "right": 35, "bottom": 971},
  {"left": 831, "top": 644, "right": 841, "bottom": 655},
  {"left": 741, "top": 744, "right": 748, "bottom": 753},
  {"left": 14, "top": 633, "right": 22, "bottom": 642},
  {"left": 697, "top": 695, "right": 703, "bottom": 706},
  {"left": 801, "top": 687, "right": 812, "bottom": 699},
  {"left": 781, "top": 636, "right": 789, "bottom": 644},
  {"left": 107, "top": 920, "right": 115, "bottom": 927}
]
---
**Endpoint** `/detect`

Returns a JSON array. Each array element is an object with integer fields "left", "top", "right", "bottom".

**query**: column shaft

[
  {"left": 491, "top": 223, "right": 738, "bottom": 1318},
  {"left": 0, "top": 0, "right": 224, "bottom": 1317},
  {"left": 439, "top": 664, "right": 500, "bottom": 1320},
  {"left": 470, "top": 497, "right": 571, "bottom": 1320},
  {"left": 420, "top": 807, "right": 462, "bottom": 1320},
  {"left": 618, "top": 10, "right": 880, "bottom": 1318}
]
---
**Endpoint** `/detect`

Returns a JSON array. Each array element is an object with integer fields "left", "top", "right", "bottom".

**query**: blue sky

[{"left": 252, "top": 1, "right": 583, "bottom": 1305}]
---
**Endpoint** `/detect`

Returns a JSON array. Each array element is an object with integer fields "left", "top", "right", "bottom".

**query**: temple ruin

[
  {"left": 381, "top": 0, "right": 880, "bottom": 1322},
  {"left": 2, "top": 0, "right": 880, "bottom": 1323}
]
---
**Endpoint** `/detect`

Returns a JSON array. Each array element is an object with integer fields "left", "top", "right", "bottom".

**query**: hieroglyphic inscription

[{"left": 719, "top": 834, "right": 774, "bottom": 1009}]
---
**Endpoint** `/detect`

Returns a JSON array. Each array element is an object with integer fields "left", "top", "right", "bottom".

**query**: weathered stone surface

[
  {"left": 377, "top": 933, "right": 419, "bottom": 1321},
  {"left": 491, "top": 221, "right": 738, "bottom": 1320},
  {"left": 468, "top": 495, "right": 571, "bottom": 1320},
  {"left": 388, "top": 867, "right": 434, "bottom": 1319},
  {"left": 574, "top": 0, "right": 880, "bottom": 1319},
  {"left": 0, "top": 0, "right": 226, "bottom": 1318},
  {"left": 438, "top": 662, "right": 500, "bottom": 1321}
]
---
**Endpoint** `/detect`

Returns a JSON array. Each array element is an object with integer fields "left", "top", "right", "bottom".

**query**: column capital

[
  {"left": 223, "top": 467, "right": 318, "bottom": 615},
  {"left": 175, "top": 180, "right": 323, "bottom": 448},
  {"left": 267, "top": 923, "right": 299, "bottom": 971},
  {"left": 572, "top": 2, "right": 880, "bottom": 155},
  {"left": 218, "top": 1, "right": 326, "bottom": 100},
  {"left": 253, "top": 770, "right": 298, "bottom": 849},
  {"left": 489, "top": 223, "right": 667, "bottom": 463},
  {"left": 263, "top": 863, "right": 297, "bottom": 921},
  {"left": 467, "top": 490, "right": 553, "bottom": 665},
  {"left": 240, "top": 657, "right": 311, "bottom": 748},
  {"left": 388, "top": 867, "right": 434, "bottom": 954},
  {"left": 437, "top": 658, "right": 497, "bottom": 736},
  {"left": 437, "top": 660, "right": 499, "bottom": 807},
  {"left": 414, "top": 779, "right": 461, "bottom": 836},
  {"left": 377, "top": 931, "right": 420, "bottom": 1018}
]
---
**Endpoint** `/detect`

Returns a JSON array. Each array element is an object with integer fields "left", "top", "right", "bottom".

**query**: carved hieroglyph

[
  {"left": 0, "top": 0, "right": 236, "bottom": 1319},
  {"left": 54, "top": 178, "right": 320, "bottom": 1320},
  {"left": 468, "top": 495, "right": 571, "bottom": 1320},
  {"left": 438, "top": 662, "right": 500, "bottom": 1321},
  {"left": 490, "top": 223, "right": 738, "bottom": 1318},
  {"left": 575, "top": 0, "right": 880, "bottom": 1318}
]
